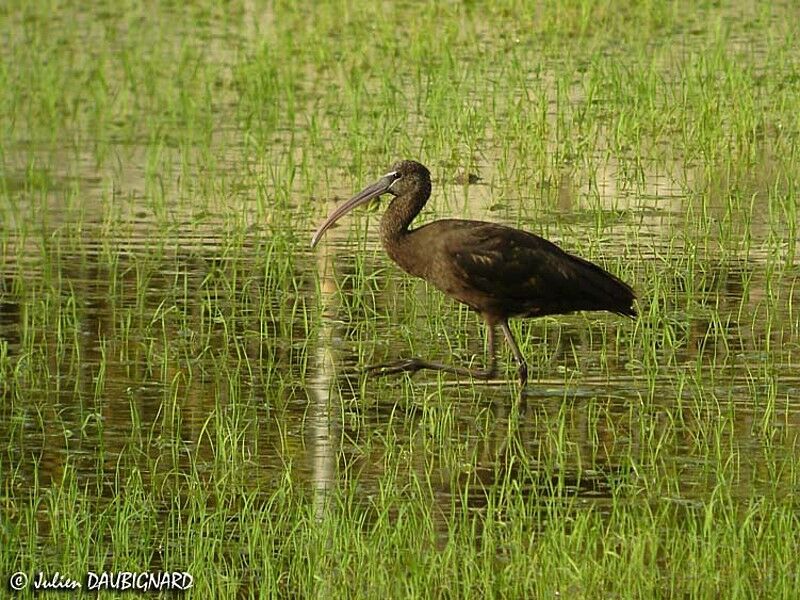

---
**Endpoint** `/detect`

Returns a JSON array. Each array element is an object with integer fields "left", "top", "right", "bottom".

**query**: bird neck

[{"left": 379, "top": 182, "right": 431, "bottom": 244}]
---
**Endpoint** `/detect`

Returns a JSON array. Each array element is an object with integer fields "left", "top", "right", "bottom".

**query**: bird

[{"left": 311, "top": 160, "right": 636, "bottom": 392}]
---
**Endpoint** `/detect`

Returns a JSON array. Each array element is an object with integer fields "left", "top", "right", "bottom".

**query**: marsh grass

[{"left": 2, "top": 0, "right": 800, "bottom": 597}]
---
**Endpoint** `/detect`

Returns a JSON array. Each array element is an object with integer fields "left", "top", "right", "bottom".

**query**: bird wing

[
  {"left": 447, "top": 223, "right": 569, "bottom": 298},
  {"left": 437, "top": 221, "right": 634, "bottom": 317}
]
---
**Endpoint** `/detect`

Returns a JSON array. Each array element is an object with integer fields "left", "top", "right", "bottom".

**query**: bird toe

[{"left": 365, "top": 358, "right": 424, "bottom": 377}]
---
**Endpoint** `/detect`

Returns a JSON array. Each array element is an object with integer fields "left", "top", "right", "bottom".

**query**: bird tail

[{"left": 573, "top": 254, "right": 637, "bottom": 318}]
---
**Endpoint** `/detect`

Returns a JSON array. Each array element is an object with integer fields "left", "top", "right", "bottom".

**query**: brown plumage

[{"left": 312, "top": 160, "right": 635, "bottom": 392}]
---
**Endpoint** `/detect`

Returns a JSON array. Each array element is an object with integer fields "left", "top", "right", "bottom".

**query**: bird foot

[{"left": 365, "top": 358, "right": 427, "bottom": 378}]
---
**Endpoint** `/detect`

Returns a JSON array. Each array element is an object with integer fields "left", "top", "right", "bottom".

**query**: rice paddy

[{"left": 2, "top": 0, "right": 800, "bottom": 597}]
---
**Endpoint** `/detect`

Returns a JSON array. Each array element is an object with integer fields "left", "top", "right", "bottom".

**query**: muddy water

[
  {"left": 2, "top": 2, "right": 800, "bottom": 545},
  {"left": 2, "top": 211, "right": 798, "bottom": 521}
]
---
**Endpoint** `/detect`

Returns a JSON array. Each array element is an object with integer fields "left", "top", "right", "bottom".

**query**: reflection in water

[{"left": 307, "top": 236, "right": 342, "bottom": 521}]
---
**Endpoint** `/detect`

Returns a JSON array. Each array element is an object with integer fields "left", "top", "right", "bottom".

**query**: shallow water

[
  {"left": 2, "top": 223, "right": 798, "bottom": 517},
  {"left": 2, "top": 0, "right": 800, "bottom": 565}
]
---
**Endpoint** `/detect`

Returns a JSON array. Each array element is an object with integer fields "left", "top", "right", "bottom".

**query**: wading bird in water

[{"left": 311, "top": 160, "right": 636, "bottom": 393}]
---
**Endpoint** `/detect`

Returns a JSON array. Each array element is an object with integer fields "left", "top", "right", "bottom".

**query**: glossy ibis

[{"left": 311, "top": 160, "right": 636, "bottom": 391}]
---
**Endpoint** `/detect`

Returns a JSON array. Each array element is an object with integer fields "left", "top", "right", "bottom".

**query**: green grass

[{"left": 2, "top": 0, "right": 800, "bottom": 597}]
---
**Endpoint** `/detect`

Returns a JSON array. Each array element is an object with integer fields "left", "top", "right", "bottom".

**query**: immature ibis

[{"left": 311, "top": 160, "right": 636, "bottom": 391}]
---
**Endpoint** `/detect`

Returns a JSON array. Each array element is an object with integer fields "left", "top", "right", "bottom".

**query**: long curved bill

[{"left": 310, "top": 173, "right": 396, "bottom": 248}]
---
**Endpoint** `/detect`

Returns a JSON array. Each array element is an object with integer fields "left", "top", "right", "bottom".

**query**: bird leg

[
  {"left": 367, "top": 324, "right": 498, "bottom": 381},
  {"left": 499, "top": 321, "right": 528, "bottom": 388}
]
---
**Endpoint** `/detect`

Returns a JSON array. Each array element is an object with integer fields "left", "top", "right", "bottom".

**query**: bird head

[{"left": 310, "top": 160, "right": 430, "bottom": 248}]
